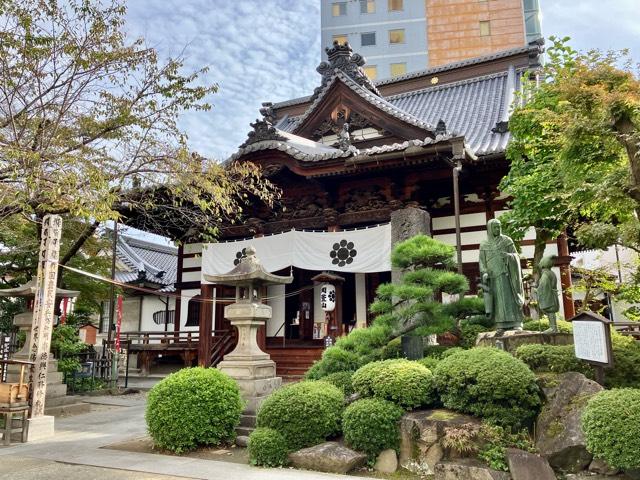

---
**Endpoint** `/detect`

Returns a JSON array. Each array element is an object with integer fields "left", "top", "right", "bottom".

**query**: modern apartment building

[{"left": 321, "top": 0, "right": 542, "bottom": 79}]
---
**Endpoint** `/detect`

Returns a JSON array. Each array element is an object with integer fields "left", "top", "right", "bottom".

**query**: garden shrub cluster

[
  {"left": 248, "top": 427, "right": 289, "bottom": 467},
  {"left": 322, "top": 371, "right": 354, "bottom": 396},
  {"left": 256, "top": 381, "right": 344, "bottom": 451},
  {"left": 582, "top": 388, "right": 640, "bottom": 470},
  {"left": 351, "top": 359, "right": 437, "bottom": 410},
  {"left": 607, "top": 334, "right": 640, "bottom": 388},
  {"left": 522, "top": 318, "right": 573, "bottom": 333},
  {"left": 433, "top": 347, "right": 541, "bottom": 428},
  {"left": 458, "top": 323, "right": 486, "bottom": 349},
  {"left": 342, "top": 398, "right": 404, "bottom": 460},
  {"left": 515, "top": 344, "right": 594, "bottom": 377},
  {"left": 145, "top": 367, "right": 243, "bottom": 453}
]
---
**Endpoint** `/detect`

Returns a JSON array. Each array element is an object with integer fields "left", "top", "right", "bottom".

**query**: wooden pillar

[
  {"left": 557, "top": 233, "right": 575, "bottom": 318},
  {"left": 174, "top": 245, "right": 184, "bottom": 334},
  {"left": 198, "top": 284, "right": 215, "bottom": 367}
]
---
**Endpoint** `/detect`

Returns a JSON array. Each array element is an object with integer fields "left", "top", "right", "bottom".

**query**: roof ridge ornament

[
  {"left": 312, "top": 42, "right": 381, "bottom": 101},
  {"left": 239, "top": 118, "right": 287, "bottom": 148}
]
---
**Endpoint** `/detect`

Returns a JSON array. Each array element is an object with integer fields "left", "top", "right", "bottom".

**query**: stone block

[
  {"left": 589, "top": 457, "right": 620, "bottom": 476},
  {"left": 234, "top": 376, "right": 281, "bottom": 398},
  {"left": 374, "top": 449, "right": 398, "bottom": 474},
  {"left": 476, "top": 330, "right": 573, "bottom": 353},
  {"left": 506, "top": 448, "right": 556, "bottom": 480},
  {"left": 288, "top": 442, "right": 367, "bottom": 474},
  {"left": 217, "top": 359, "right": 277, "bottom": 380},
  {"left": 434, "top": 459, "right": 510, "bottom": 480},
  {"left": 27, "top": 415, "right": 55, "bottom": 441},
  {"left": 536, "top": 372, "right": 603, "bottom": 473}
]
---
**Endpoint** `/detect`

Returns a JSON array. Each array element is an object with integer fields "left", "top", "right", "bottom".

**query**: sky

[{"left": 124, "top": 0, "right": 639, "bottom": 163}]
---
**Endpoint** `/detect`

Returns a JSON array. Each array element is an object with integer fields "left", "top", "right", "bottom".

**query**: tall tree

[
  {"left": 0, "top": 0, "right": 279, "bottom": 240},
  {"left": 500, "top": 37, "right": 640, "bottom": 272}
]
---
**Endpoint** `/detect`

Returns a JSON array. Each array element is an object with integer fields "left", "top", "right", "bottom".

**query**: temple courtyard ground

[{"left": 0, "top": 393, "right": 349, "bottom": 480}]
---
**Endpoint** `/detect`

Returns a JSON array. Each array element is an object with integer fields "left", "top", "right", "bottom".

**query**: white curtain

[{"left": 201, "top": 224, "right": 390, "bottom": 281}]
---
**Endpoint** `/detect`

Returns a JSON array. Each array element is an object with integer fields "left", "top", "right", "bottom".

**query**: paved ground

[{"left": 0, "top": 394, "right": 352, "bottom": 480}]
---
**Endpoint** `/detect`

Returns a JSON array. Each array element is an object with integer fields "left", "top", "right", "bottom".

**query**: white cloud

[{"left": 126, "top": 0, "right": 320, "bottom": 160}]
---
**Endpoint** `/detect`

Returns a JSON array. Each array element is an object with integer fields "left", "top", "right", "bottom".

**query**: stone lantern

[
  {"left": 0, "top": 279, "right": 79, "bottom": 359},
  {"left": 204, "top": 246, "right": 292, "bottom": 416}
]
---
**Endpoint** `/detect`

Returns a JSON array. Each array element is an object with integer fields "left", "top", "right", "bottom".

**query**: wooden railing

[
  {"left": 210, "top": 330, "right": 235, "bottom": 367},
  {"left": 118, "top": 330, "right": 199, "bottom": 347},
  {"left": 615, "top": 322, "right": 640, "bottom": 340}
]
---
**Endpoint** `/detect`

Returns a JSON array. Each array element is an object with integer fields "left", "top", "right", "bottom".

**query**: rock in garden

[
  {"left": 434, "top": 459, "right": 510, "bottom": 480},
  {"left": 374, "top": 449, "right": 398, "bottom": 473},
  {"left": 399, "top": 409, "right": 480, "bottom": 466},
  {"left": 506, "top": 448, "right": 555, "bottom": 480},
  {"left": 235, "top": 435, "right": 249, "bottom": 447},
  {"left": 535, "top": 372, "right": 603, "bottom": 473},
  {"left": 589, "top": 457, "right": 620, "bottom": 475},
  {"left": 288, "top": 442, "right": 367, "bottom": 474}
]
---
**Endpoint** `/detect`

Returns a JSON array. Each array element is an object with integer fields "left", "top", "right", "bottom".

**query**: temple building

[{"left": 166, "top": 40, "right": 570, "bottom": 377}]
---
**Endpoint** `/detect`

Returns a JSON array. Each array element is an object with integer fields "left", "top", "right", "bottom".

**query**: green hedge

[
  {"left": 515, "top": 344, "right": 594, "bottom": 377},
  {"left": 343, "top": 398, "right": 404, "bottom": 460},
  {"left": 145, "top": 367, "right": 243, "bottom": 453},
  {"left": 607, "top": 334, "right": 640, "bottom": 388},
  {"left": 304, "top": 347, "right": 361, "bottom": 380},
  {"left": 523, "top": 318, "right": 573, "bottom": 333},
  {"left": 582, "top": 388, "right": 640, "bottom": 470},
  {"left": 417, "top": 357, "right": 440, "bottom": 370},
  {"left": 322, "top": 371, "right": 355, "bottom": 396},
  {"left": 458, "top": 323, "right": 486, "bottom": 349},
  {"left": 256, "top": 381, "right": 344, "bottom": 451},
  {"left": 248, "top": 428, "right": 289, "bottom": 467},
  {"left": 434, "top": 348, "right": 541, "bottom": 428},
  {"left": 352, "top": 359, "right": 437, "bottom": 410}
]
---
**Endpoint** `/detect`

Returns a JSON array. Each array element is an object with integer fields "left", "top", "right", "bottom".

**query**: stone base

[
  {"left": 217, "top": 358, "right": 277, "bottom": 380},
  {"left": 476, "top": 330, "right": 573, "bottom": 353},
  {"left": 26, "top": 415, "right": 55, "bottom": 441}
]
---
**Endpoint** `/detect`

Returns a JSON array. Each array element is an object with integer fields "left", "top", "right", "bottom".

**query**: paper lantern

[{"left": 320, "top": 283, "right": 336, "bottom": 312}]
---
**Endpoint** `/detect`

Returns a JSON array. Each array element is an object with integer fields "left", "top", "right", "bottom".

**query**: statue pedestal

[
  {"left": 27, "top": 415, "right": 55, "bottom": 441},
  {"left": 476, "top": 330, "right": 574, "bottom": 353},
  {"left": 217, "top": 303, "right": 281, "bottom": 415}
]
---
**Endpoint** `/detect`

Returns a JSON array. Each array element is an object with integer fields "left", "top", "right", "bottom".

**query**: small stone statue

[
  {"left": 479, "top": 219, "right": 525, "bottom": 335},
  {"left": 337, "top": 122, "right": 351, "bottom": 151},
  {"left": 535, "top": 255, "right": 560, "bottom": 333}
]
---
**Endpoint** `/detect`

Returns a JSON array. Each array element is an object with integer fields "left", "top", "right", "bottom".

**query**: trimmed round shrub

[
  {"left": 582, "top": 389, "right": 640, "bottom": 470},
  {"left": 248, "top": 427, "right": 288, "bottom": 467},
  {"left": 145, "top": 367, "right": 242, "bottom": 453},
  {"left": 417, "top": 356, "right": 440, "bottom": 370},
  {"left": 304, "top": 347, "right": 360, "bottom": 380},
  {"left": 523, "top": 318, "right": 573, "bottom": 333},
  {"left": 352, "top": 359, "right": 436, "bottom": 409},
  {"left": 256, "top": 381, "right": 344, "bottom": 451},
  {"left": 434, "top": 348, "right": 541, "bottom": 428},
  {"left": 323, "top": 371, "right": 355, "bottom": 396},
  {"left": 515, "top": 344, "right": 594, "bottom": 377},
  {"left": 343, "top": 398, "right": 404, "bottom": 459}
]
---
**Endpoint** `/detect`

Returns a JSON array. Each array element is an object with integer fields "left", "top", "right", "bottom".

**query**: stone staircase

[
  {"left": 237, "top": 414, "right": 256, "bottom": 437},
  {"left": 6, "top": 359, "right": 90, "bottom": 417},
  {"left": 265, "top": 346, "right": 323, "bottom": 381}
]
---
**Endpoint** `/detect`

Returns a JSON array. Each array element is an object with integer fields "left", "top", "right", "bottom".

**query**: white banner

[{"left": 201, "top": 224, "right": 391, "bottom": 281}]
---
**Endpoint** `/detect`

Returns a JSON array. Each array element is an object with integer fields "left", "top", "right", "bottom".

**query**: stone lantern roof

[
  {"left": 203, "top": 246, "right": 293, "bottom": 287},
  {"left": 0, "top": 278, "right": 79, "bottom": 298}
]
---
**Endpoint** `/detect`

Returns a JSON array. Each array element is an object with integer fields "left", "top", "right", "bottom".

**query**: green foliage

[
  {"left": 515, "top": 344, "right": 594, "bottom": 377},
  {"left": 304, "top": 347, "right": 361, "bottom": 380},
  {"left": 522, "top": 318, "right": 573, "bottom": 333},
  {"left": 607, "top": 334, "right": 640, "bottom": 388},
  {"left": 256, "top": 381, "right": 344, "bottom": 451},
  {"left": 51, "top": 324, "right": 86, "bottom": 359},
  {"left": 322, "top": 371, "right": 355, "bottom": 396},
  {"left": 434, "top": 348, "right": 541, "bottom": 428},
  {"left": 343, "top": 398, "right": 404, "bottom": 460},
  {"left": 582, "top": 389, "right": 640, "bottom": 470},
  {"left": 477, "top": 423, "right": 536, "bottom": 472},
  {"left": 352, "top": 359, "right": 436, "bottom": 410},
  {"left": 57, "top": 357, "right": 82, "bottom": 378},
  {"left": 248, "top": 428, "right": 289, "bottom": 468},
  {"left": 0, "top": 297, "right": 24, "bottom": 333},
  {"left": 458, "top": 323, "right": 485, "bottom": 349},
  {"left": 417, "top": 357, "right": 440, "bottom": 370},
  {"left": 423, "top": 345, "right": 458, "bottom": 359},
  {"left": 380, "top": 337, "right": 402, "bottom": 359},
  {"left": 145, "top": 367, "right": 243, "bottom": 453}
]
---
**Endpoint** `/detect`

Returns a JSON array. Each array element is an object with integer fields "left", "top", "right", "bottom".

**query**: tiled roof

[{"left": 115, "top": 235, "right": 177, "bottom": 290}]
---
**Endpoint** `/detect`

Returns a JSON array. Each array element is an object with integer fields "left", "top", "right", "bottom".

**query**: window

[
  {"left": 388, "top": 0, "right": 403, "bottom": 11},
  {"left": 361, "top": 32, "right": 376, "bottom": 47},
  {"left": 364, "top": 65, "right": 378, "bottom": 80},
  {"left": 479, "top": 20, "right": 491, "bottom": 36},
  {"left": 332, "top": 34, "right": 348, "bottom": 45},
  {"left": 332, "top": 2, "right": 347, "bottom": 16},
  {"left": 360, "top": 0, "right": 376, "bottom": 13},
  {"left": 185, "top": 294, "right": 201, "bottom": 327},
  {"left": 390, "top": 62, "right": 406, "bottom": 77},
  {"left": 389, "top": 28, "right": 405, "bottom": 44}
]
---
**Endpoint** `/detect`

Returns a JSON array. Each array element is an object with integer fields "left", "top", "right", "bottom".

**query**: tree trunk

[
  {"left": 532, "top": 227, "right": 551, "bottom": 280},
  {"left": 56, "top": 221, "right": 100, "bottom": 286}
]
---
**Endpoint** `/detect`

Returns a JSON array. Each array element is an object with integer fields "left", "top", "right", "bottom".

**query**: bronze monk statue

[
  {"left": 535, "top": 255, "right": 560, "bottom": 333},
  {"left": 479, "top": 219, "right": 525, "bottom": 334}
]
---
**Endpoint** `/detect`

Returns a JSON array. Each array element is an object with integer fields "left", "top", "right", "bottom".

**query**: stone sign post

[
  {"left": 204, "top": 246, "right": 292, "bottom": 424},
  {"left": 28, "top": 214, "right": 62, "bottom": 440}
]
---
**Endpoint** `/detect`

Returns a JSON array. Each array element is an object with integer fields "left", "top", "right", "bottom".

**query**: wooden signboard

[{"left": 570, "top": 311, "right": 613, "bottom": 384}]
